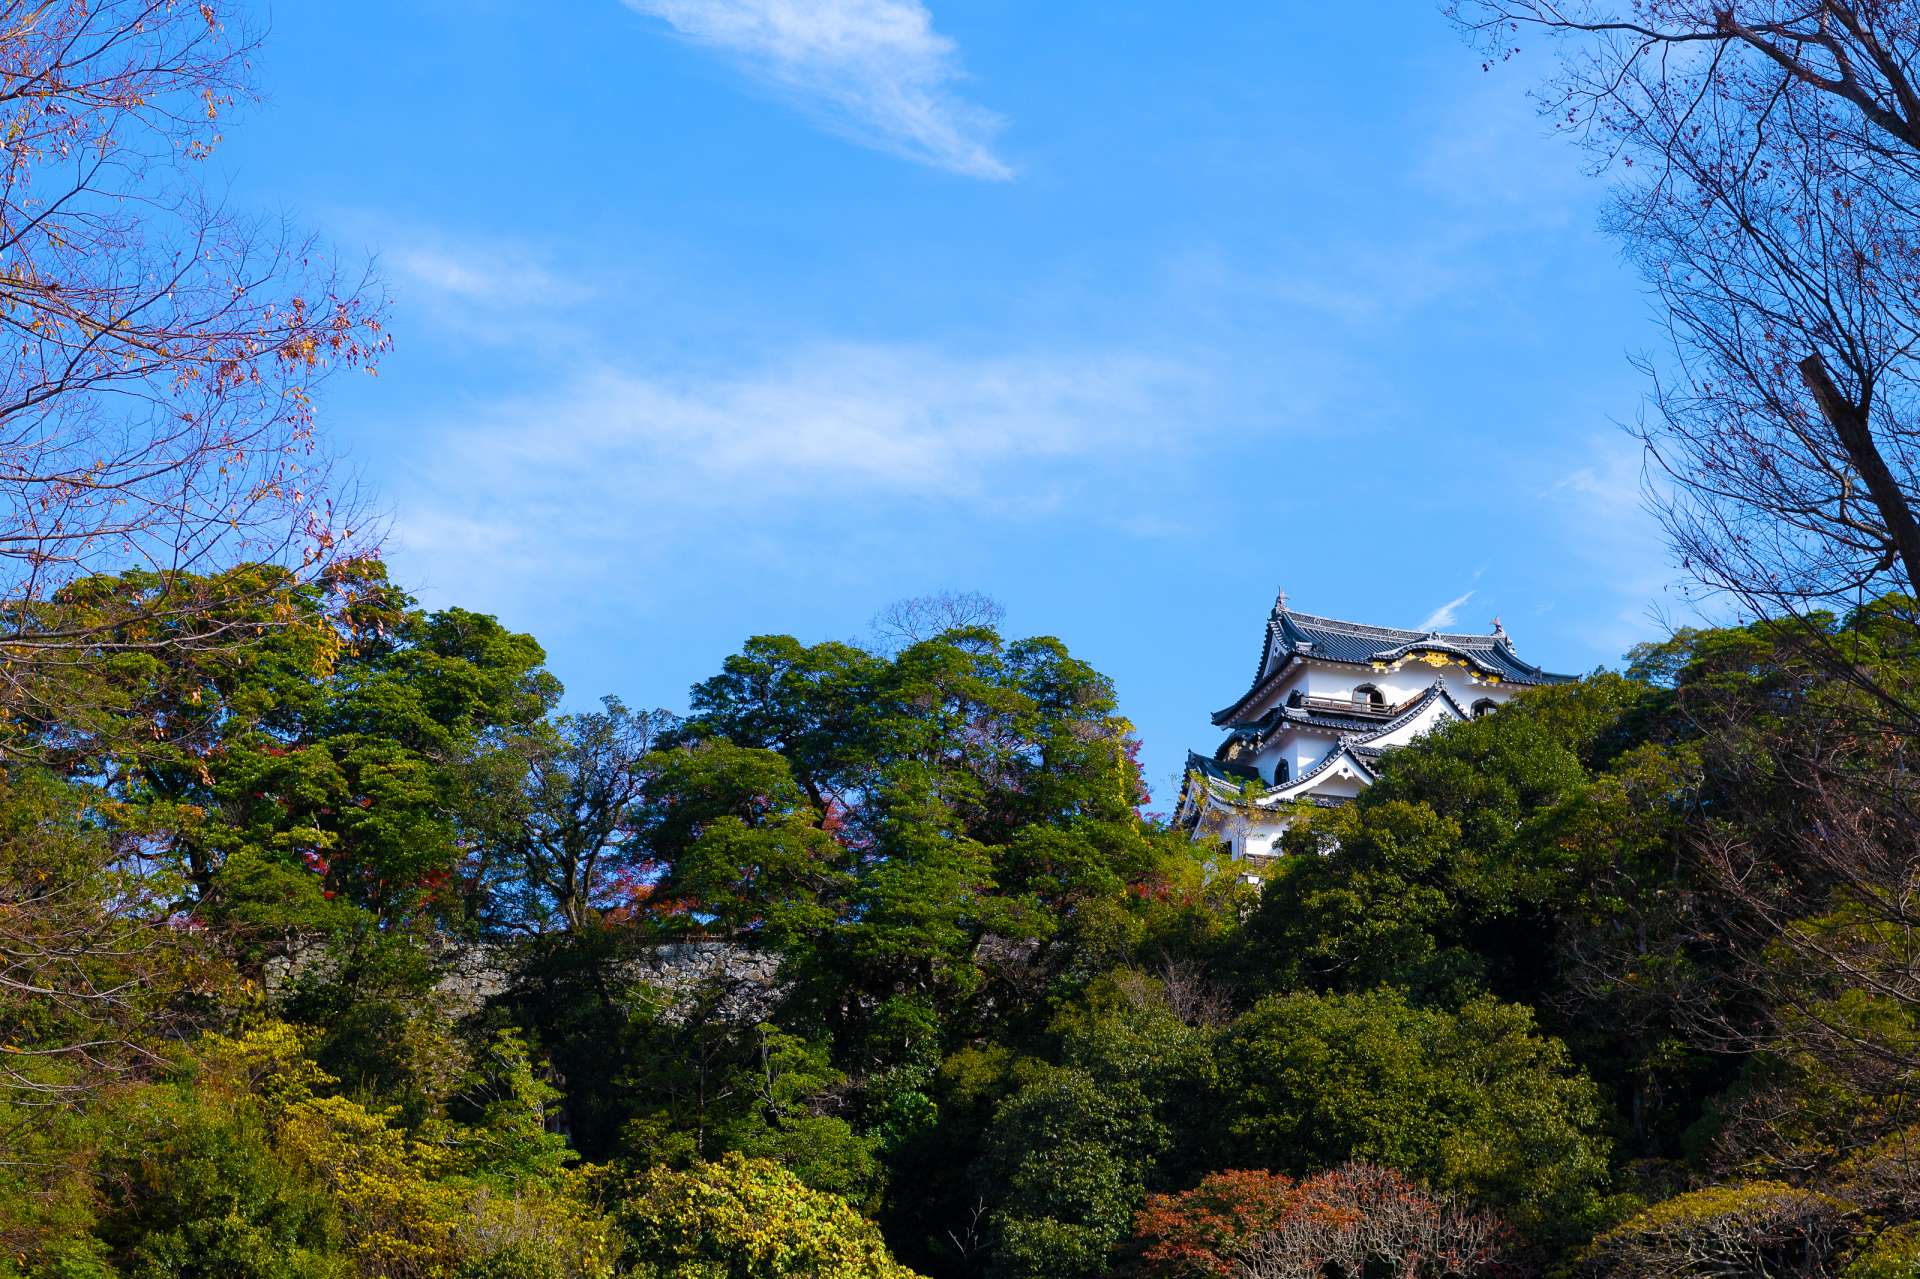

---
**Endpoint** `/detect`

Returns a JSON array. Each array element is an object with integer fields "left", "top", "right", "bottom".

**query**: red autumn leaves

[{"left": 1135, "top": 1164, "right": 1519, "bottom": 1279}]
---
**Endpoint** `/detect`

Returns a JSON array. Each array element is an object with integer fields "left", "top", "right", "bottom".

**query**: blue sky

[{"left": 221, "top": 1, "right": 1678, "bottom": 803}]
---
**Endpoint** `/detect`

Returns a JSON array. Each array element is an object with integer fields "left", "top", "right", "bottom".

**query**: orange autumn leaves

[
  {"left": 1135, "top": 1164, "right": 1519, "bottom": 1279},
  {"left": 0, "top": 0, "right": 386, "bottom": 671}
]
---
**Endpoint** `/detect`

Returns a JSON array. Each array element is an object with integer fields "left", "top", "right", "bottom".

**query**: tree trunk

[{"left": 1798, "top": 354, "right": 1920, "bottom": 600}]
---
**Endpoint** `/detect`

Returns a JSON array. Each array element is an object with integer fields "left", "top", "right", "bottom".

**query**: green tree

[
  {"left": 1241, "top": 675, "right": 1658, "bottom": 1004},
  {"left": 646, "top": 740, "right": 848, "bottom": 946},
  {"left": 684, "top": 635, "right": 890, "bottom": 817},
  {"left": 1237, "top": 673, "right": 1720, "bottom": 1160},
  {"left": 450, "top": 1031, "right": 576, "bottom": 1184},
  {"left": 1212, "top": 988, "right": 1611, "bottom": 1242},
  {"left": 469, "top": 698, "right": 676, "bottom": 935},
  {"left": 62, "top": 562, "right": 560, "bottom": 934},
  {"left": 92, "top": 1089, "right": 347, "bottom": 1279},
  {"left": 1051, "top": 968, "right": 1221, "bottom": 1188},
  {"left": 1581, "top": 1182, "right": 1854, "bottom": 1279},
  {"left": 713, "top": 1024, "right": 880, "bottom": 1205},
  {"left": 1844, "top": 1223, "right": 1920, "bottom": 1279},
  {"left": 974, "top": 1065, "right": 1162, "bottom": 1279},
  {"left": 274, "top": 931, "right": 467, "bottom": 1125}
]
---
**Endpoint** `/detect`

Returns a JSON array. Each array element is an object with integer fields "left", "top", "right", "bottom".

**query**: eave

[{"left": 1210, "top": 606, "right": 1574, "bottom": 727}]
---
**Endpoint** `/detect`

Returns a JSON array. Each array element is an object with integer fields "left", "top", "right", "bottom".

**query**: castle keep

[{"left": 1177, "top": 592, "right": 1571, "bottom": 862}]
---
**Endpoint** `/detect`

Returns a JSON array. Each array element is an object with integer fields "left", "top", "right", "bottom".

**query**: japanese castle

[{"left": 1177, "top": 592, "right": 1572, "bottom": 863}]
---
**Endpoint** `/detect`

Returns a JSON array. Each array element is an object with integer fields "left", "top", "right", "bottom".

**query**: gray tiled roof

[
  {"left": 1186, "top": 750, "right": 1259, "bottom": 786},
  {"left": 1182, "top": 737, "right": 1372, "bottom": 811},
  {"left": 1217, "top": 680, "right": 1468, "bottom": 769},
  {"left": 1230, "top": 701, "right": 1404, "bottom": 737},
  {"left": 1277, "top": 610, "right": 1569, "bottom": 684},
  {"left": 1212, "top": 605, "right": 1572, "bottom": 725}
]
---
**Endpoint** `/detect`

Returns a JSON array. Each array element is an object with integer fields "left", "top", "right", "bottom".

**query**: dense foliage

[{"left": 4, "top": 568, "right": 1919, "bottom": 1278}]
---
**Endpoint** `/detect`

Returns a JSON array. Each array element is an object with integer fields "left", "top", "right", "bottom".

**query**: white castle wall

[
  {"left": 1238, "top": 658, "right": 1521, "bottom": 788},
  {"left": 1195, "top": 617, "right": 1563, "bottom": 866},
  {"left": 1255, "top": 728, "right": 1334, "bottom": 784}
]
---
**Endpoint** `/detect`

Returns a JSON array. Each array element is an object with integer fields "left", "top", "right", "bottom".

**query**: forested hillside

[
  {"left": 7, "top": 1, "right": 1920, "bottom": 1276},
  {"left": 5, "top": 559, "right": 1920, "bottom": 1278}
]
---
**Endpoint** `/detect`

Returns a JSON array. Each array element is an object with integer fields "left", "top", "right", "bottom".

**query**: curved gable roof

[
  {"left": 1212, "top": 604, "right": 1572, "bottom": 725},
  {"left": 1265, "top": 738, "right": 1377, "bottom": 801}
]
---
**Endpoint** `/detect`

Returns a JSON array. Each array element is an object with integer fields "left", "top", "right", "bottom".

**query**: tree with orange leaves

[
  {"left": 1136, "top": 1164, "right": 1519, "bottom": 1279},
  {"left": 0, "top": 0, "right": 383, "bottom": 725}
]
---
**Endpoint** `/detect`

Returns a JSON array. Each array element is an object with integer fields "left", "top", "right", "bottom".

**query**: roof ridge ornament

[
  {"left": 1209, "top": 599, "right": 1572, "bottom": 727},
  {"left": 1183, "top": 599, "right": 1576, "bottom": 841}
]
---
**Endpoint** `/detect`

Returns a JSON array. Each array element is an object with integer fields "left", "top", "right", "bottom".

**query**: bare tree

[
  {"left": 1155, "top": 953, "right": 1231, "bottom": 1028},
  {"left": 1235, "top": 1164, "right": 1515, "bottom": 1279},
  {"left": 943, "top": 1196, "right": 991, "bottom": 1274},
  {"left": 1446, "top": 4, "right": 1920, "bottom": 709},
  {"left": 0, "top": 858, "right": 162, "bottom": 1112},
  {"left": 1677, "top": 665, "right": 1920, "bottom": 1165},
  {"left": 1442, "top": 0, "right": 1920, "bottom": 1185},
  {"left": 867, "top": 590, "right": 1006, "bottom": 652},
  {"left": 0, "top": 0, "right": 384, "bottom": 712}
]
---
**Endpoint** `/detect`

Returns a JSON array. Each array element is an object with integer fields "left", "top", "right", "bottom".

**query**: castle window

[
  {"left": 1472, "top": 698, "right": 1497, "bottom": 719},
  {"left": 1271, "top": 759, "right": 1290, "bottom": 784},
  {"left": 1352, "top": 684, "right": 1385, "bottom": 709}
]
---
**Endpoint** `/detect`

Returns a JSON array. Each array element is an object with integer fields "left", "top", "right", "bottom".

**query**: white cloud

[
  {"left": 1550, "top": 456, "right": 1643, "bottom": 514},
  {"left": 1538, "top": 434, "right": 1693, "bottom": 655},
  {"left": 624, "top": 0, "right": 1011, "bottom": 179},
  {"left": 389, "top": 243, "right": 591, "bottom": 310},
  {"left": 383, "top": 233, "right": 597, "bottom": 334},
  {"left": 1411, "top": 65, "right": 1589, "bottom": 218},
  {"left": 1162, "top": 240, "right": 1475, "bottom": 329},
  {"left": 388, "top": 341, "right": 1197, "bottom": 610},
  {"left": 444, "top": 342, "right": 1188, "bottom": 498},
  {"left": 1417, "top": 590, "right": 1475, "bottom": 632},
  {"left": 342, "top": 225, "right": 603, "bottom": 349}
]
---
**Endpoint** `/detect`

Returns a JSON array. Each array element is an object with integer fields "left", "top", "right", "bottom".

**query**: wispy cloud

[
  {"left": 359, "top": 227, "right": 599, "bottom": 347},
  {"left": 1411, "top": 66, "right": 1589, "bottom": 219},
  {"left": 389, "top": 341, "right": 1197, "bottom": 610},
  {"left": 434, "top": 342, "right": 1190, "bottom": 500},
  {"left": 1162, "top": 238, "right": 1476, "bottom": 330},
  {"left": 1417, "top": 590, "right": 1475, "bottom": 631},
  {"left": 623, "top": 0, "right": 1011, "bottom": 179},
  {"left": 390, "top": 243, "right": 591, "bottom": 311},
  {"left": 1549, "top": 455, "right": 1644, "bottom": 514},
  {"left": 1537, "top": 434, "right": 1692, "bottom": 655}
]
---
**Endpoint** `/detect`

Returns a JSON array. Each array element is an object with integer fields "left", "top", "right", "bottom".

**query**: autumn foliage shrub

[
  {"left": 80, "top": 1024, "right": 620, "bottom": 1279},
  {"left": 1135, "top": 1162, "right": 1518, "bottom": 1278},
  {"left": 613, "top": 1153, "right": 926, "bottom": 1278},
  {"left": 1579, "top": 1182, "right": 1854, "bottom": 1279},
  {"left": 1842, "top": 1222, "right": 1920, "bottom": 1279}
]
